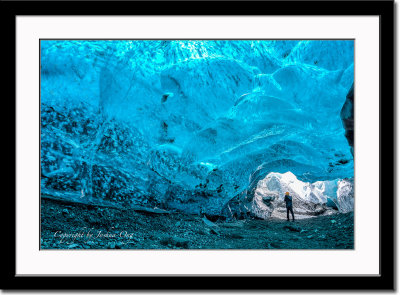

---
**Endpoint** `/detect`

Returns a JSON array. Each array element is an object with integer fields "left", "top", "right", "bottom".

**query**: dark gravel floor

[{"left": 41, "top": 197, "right": 354, "bottom": 250}]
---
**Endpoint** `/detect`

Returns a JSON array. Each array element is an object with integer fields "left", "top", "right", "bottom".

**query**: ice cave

[{"left": 40, "top": 40, "right": 354, "bottom": 221}]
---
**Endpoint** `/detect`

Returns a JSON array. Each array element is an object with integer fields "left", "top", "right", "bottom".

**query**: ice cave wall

[{"left": 40, "top": 40, "right": 354, "bottom": 216}]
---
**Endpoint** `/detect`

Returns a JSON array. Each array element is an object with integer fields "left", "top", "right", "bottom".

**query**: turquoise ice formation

[{"left": 40, "top": 40, "right": 354, "bottom": 217}]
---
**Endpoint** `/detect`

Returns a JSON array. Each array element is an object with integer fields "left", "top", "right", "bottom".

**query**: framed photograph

[{"left": 3, "top": 0, "right": 394, "bottom": 290}]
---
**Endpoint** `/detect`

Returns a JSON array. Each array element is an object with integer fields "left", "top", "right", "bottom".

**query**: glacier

[
  {"left": 235, "top": 172, "right": 353, "bottom": 220},
  {"left": 40, "top": 40, "right": 354, "bottom": 219}
]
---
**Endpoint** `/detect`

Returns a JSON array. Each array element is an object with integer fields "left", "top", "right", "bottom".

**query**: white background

[
  {"left": 16, "top": 16, "right": 378, "bottom": 275},
  {"left": 10, "top": 7, "right": 396, "bottom": 294}
]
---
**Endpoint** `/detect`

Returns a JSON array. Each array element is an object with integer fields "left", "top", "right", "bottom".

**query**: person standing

[{"left": 284, "top": 192, "right": 295, "bottom": 221}]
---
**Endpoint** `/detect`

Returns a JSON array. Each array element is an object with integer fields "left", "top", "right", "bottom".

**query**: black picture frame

[{"left": 2, "top": 0, "right": 394, "bottom": 291}]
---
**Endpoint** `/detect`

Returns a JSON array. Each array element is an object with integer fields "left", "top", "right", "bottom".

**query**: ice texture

[{"left": 41, "top": 40, "right": 354, "bottom": 216}]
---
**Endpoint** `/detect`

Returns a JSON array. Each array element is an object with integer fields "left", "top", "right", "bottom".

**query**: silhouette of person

[{"left": 284, "top": 192, "right": 295, "bottom": 221}]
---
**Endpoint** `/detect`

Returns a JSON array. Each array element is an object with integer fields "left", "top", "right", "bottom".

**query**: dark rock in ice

[
  {"left": 340, "top": 83, "right": 354, "bottom": 156},
  {"left": 161, "top": 93, "right": 170, "bottom": 103}
]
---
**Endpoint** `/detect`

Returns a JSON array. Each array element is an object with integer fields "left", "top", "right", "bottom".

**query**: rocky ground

[{"left": 41, "top": 196, "right": 354, "bottom": 250}]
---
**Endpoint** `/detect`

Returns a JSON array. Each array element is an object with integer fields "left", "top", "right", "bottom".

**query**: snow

[{"left": 250, "top": 172, "right": 353, "bottom": 219}]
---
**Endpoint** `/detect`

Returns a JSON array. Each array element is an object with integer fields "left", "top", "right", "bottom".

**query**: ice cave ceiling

[{"left": 40, "top": 40, "right": 354, "bottom": 214}]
